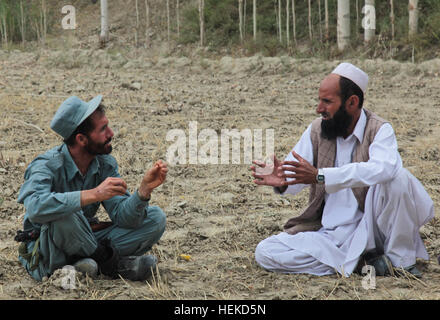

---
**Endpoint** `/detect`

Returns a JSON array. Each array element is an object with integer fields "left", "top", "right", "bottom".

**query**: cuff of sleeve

[
  {"left": 69, "top": 191, "right": 82, "bottom": 211},
  {"left": 321, "top": 167, "right": 341, "bottom": 194},
  {"left": 136, "top": 190, "right": 151, "bottom": 202},
  {"left": 133, "top": 190, "right": 149, "bottom": 213}
]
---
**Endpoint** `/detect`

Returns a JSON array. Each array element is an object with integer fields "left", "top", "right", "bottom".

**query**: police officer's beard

[
  {"left": 85, "top": 137, "right": 113, "bottom": 155},
  {"left": 320, "top": 104, "right": 353, "bottom": 140}
]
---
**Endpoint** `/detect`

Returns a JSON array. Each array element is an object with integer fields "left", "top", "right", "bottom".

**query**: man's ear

[
  {"left": 75, "top": 133, "right": 88, "bottom": 147},
  {"left": 346, "top": 95, "right": 359, "bottom": 111}
]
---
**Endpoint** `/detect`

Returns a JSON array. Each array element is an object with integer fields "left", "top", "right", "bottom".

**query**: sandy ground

[{"left": 0, "top": 48, "right": 440, "bottom": 300}]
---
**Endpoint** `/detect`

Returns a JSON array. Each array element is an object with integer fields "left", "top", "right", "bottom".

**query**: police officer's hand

[
  {"left": 95, "top": 177, "right": 128, "bottom": 201},
  {"left": 81, "top": 177, "right": 127, "bottom": 206},
  {"left": 138, "top": 160, "right": 168, "bottom": 199}
]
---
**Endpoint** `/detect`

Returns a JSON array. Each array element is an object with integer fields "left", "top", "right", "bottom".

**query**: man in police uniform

[{"left": 17, "top": 95, "right": 168, "bottom": 281}]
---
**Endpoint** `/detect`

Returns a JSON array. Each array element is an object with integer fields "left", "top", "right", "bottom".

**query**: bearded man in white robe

[{"left": 251, "top": 63, "right": 434, "bottom": 277}]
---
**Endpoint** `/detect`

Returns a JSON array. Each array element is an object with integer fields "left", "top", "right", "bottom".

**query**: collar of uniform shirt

[{"left": 61, "top": 143, "right": 100, "bottom": 181}]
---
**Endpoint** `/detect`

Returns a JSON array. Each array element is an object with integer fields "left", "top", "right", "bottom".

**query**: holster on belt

[
  {"left": 14, "top": 230, "right": 41, "bottom": 271},
  {"left": 89, "top": 221, "right": 113, "bottom": 232}
]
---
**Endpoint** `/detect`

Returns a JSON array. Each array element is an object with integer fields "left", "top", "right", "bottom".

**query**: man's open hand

[
  {"left": 250, "top": 155, "right": 286, "bottom": 187},
  {"left": 138, "top": 160, "right": 168, "bottom": 199},
  {"left": 281, "top": 151, "right": 318, "bottom": 185}
]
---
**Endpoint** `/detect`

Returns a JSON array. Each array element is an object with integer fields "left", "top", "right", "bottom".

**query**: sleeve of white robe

[{"left": 322, "top": 123, "right": 403, "bottom": 194}]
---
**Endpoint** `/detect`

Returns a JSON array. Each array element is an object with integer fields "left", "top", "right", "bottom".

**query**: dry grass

[{"left": 0, "top": 49, "right": 439, "bottom": 300}]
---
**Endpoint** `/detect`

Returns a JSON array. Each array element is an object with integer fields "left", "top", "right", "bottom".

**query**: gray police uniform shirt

[{"left": 17, "top": 143, "right": 149, "bottom": 234}]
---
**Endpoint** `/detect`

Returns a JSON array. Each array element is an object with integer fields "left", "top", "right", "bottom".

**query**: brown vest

[{"left": 284, "top": 108, "right": 388, "bottom": 234}]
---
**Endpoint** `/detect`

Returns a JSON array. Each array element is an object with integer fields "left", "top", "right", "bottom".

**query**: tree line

[
  {"left": 0, "top": 0, "right": 48, "bottom": 46},
  {"left": 1, "top": 1, "right": 439, "bottom": 60},
  {"left": 101, "top": 0, "right": 439, "bottom": 60}
]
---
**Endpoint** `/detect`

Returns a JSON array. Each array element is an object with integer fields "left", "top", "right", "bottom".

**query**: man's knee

[
  {"left": 50, "top": 211, "right": 91, "bottom": 238},
  {"left": 383, "top": 168, "right": 411, "bottom": 196},
  {"left": 147, "top": 206, "right": 166, "bottom": 234},
  {"left": 255, "top": 239, "right": 271, "bottom": 267},
  {"left": 122, "top": 207, "right": 166, "bottom": 255},
  {"left": 135, "top": 206, "right": 166, "bottom": 243},
  {"left": 49, "top": 211, "right": 96, "bottom": 256}
]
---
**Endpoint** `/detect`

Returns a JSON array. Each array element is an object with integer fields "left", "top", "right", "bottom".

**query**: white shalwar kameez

[{"left": 255, "top": 110, "right": 434, "bottom": 276}]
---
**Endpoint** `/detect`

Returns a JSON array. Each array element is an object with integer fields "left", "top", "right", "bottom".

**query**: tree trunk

[
  {"left": 34, "top": 20, "right": 41, "bottom": 43},
  {"left": 0, "top": 0, "right": 7, "bottom": 46},
  {"left": 176, "top": 0, "right": 180, "bottom": 39},
  {"left": 286, "top": 0, "right": 289, "bottom": 46},
  {"left": 100, "top": 0, "right": 109, "bottom": 47},
  {"left": 41, "top": 0, "right": 47, "bottom": 43},
  {"left": 278, "top": 0, "right": 282, "bottom": 44},
  {"left": 364, "top": 0, "right": 375, "bottom": 43},
  {"left": 408, "top": 0, "right": 418, "bottom": 37},
  {"left": 0, "top": 9, "right": 3, "bottom": 46},
  {"left": 308, "top": 0, "right": 312, "bottom": 41},
  {"left": 244, "top": 0, "right": 247, "bottom": 38},
  {"left": 356, "top": 0, "right": 359, "bottom": 38},
  {"left": 135, "top": 0, "right": 139, "bottom": 47},
  {"left": 145, "top": 0, "right": 150, "bottom": 47},
  {"left": 324, "top": 0, "right": 329, "bottom": 41},
  {"left": 337, "top": 0, "right": 350, "bottom": 51},
  {"left": 253, "top": 0, "right": 257, "bottom": 41},
  {"left": 274, "top": 1, "right": 279, "bottom": 41},
  {"left": 198, "top": 0, "right": 205, "bottom": 46},
  {"left": 292, "top": 0, "right": 296, "bottom": 45},
  {"left": 239, "top": 0, "right": 243, "bottom": 43},
  {"left": 20, "top": 0, "right": 25, "bottom": 45},
  {"left": 390, "top": 0, "right": 395, "bottom": 41},
  {"left": 318, "top": 0, "right": 322, "bottom": 41},
  {"left": 166, "top": 0, "right": 170, "bottom": 44},
  {"left": 2, "top": 16, "right": 6, "bottom": 45}
]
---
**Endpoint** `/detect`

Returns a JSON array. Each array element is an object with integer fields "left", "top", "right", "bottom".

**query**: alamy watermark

[
  {"left": 61, "top": 5, "right": 76, "bottom": 30},
  {"left": 361, "top": 265, "right": 376, "bottom": 290},
  {"left": 61, "top": 265, "right": 77, "bottom": 290},
  {"left": 166, "top": 121, "right": 274, "bottom": 166},
  {"left": 362, "top": 4, "right": 376, "bottom": 31}
]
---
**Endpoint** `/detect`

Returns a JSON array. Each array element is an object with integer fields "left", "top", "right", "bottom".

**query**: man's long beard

[
  {"left": 85, "top": 137, "right": 113, "bottom": 155},
  {"left": 320, "top": 104, "right": 353, "bottom": 140}
]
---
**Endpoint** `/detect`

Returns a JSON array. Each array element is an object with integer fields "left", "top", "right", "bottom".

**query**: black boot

[
  {"left": 117, "top": 255, "right": 158, "bottom": 281},
  {"left": 91, "top": 238, "right": 119, "bottom": 278},
  {"left": 91, "top": 238, "right": 158, "bottom": 281}
]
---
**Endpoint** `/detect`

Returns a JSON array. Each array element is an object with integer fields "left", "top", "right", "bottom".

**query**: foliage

[
  {"left": 1, "top": 0, "right": 440, "bottom": 61},
  {"left": 179, "top": 0, "right": 440, "bottom": 61},
  {"left": 0, "top": 0, "right": 54, "bottom": 45}
]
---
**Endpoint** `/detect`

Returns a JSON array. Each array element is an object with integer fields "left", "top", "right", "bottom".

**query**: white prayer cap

[{"left": 331, "top": 62, "right": 369, "bottom": 94}]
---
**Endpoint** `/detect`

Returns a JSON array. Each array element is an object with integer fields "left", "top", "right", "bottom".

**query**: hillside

[{"left": 4, "top": 0, "right": 440, "bottom": 61}]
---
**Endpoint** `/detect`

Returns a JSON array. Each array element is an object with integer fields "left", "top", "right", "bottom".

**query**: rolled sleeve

[
  {"left": 99, "top": 156, "right": 150, "bottom": 228},
  {"left": 103, "top": 191, "right": 149, "bottom": 229}
]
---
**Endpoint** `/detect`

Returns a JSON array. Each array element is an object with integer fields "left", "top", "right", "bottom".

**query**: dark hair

[
  {"left": 64, "top": 104, "right": 106, "bottom": 146},
  {"left": 339, "top": 76, "right": 364, "bottom": 109}
]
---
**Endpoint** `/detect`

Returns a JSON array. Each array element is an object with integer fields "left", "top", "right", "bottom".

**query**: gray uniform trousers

[{"left": 19, "top": 206, "right": 166, "bottom": 281}]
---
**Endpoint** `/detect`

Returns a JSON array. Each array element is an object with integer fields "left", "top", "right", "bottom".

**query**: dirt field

[{"left": 0, "top": 48, "right": 440, "bottom": 300}]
